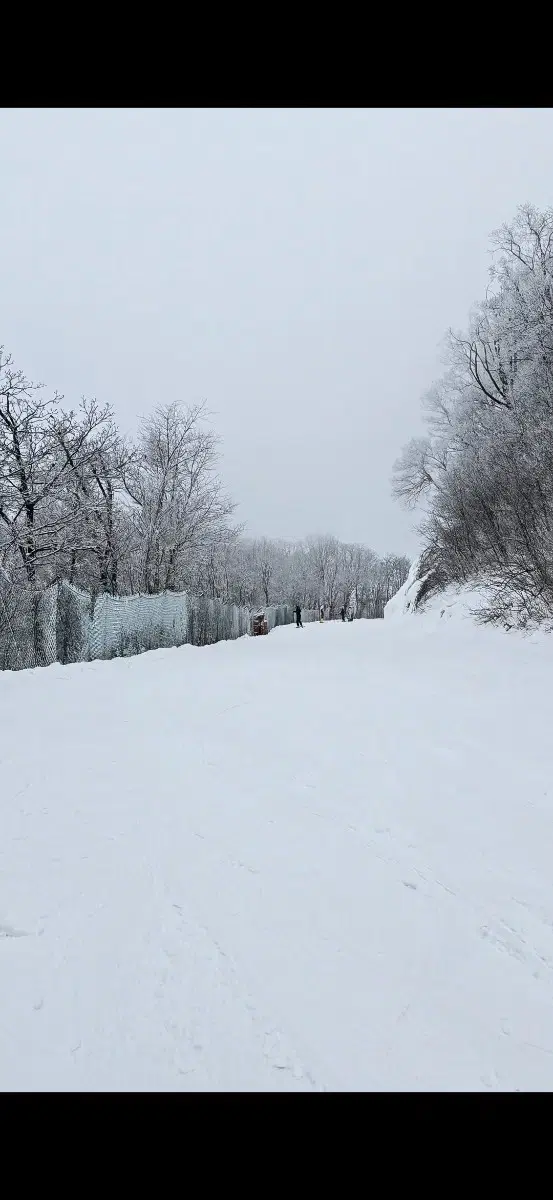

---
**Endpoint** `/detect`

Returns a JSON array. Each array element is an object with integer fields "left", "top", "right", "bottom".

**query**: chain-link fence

[
  {"left": 0, "top": 579, "right": 58, "bottom": 670},
  {"left": 89, "top": 590, "right": 252, "bottom": 659},
  {"left": 0, "top": 580, "right": 317, "bottom": 672}
]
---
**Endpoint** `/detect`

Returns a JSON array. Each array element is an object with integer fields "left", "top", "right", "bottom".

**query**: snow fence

[{"left": 0, "top": 578, "right": 318, "bottom": 670}]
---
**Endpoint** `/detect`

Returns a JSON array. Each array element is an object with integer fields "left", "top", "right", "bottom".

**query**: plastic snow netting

[{"left": 0, "top": 580, "right": 309, "bottom": 670}]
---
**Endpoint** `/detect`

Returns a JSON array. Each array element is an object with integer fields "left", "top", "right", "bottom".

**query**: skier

[
  {"left": 295, "top": 604, "right": 303, "bottom": 629},
  {"left": 340, "top": 606, "right": 346, "bottom": 622},
  {"left": 319, "top": 605, "right": 324, "bottom": 622}
]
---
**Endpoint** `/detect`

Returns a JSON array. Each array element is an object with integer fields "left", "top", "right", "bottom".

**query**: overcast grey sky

[{"left": 1, "top": 108, "right": 552, "bottom": 556}]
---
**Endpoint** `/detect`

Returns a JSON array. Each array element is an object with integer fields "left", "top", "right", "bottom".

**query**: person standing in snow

[
  {"left": 340, "top": 606, "right": 346, "bottom": 622},
  {"left": 295, "top": 604, "right": 303, "bottom": 628},
  {"left": 320, "top": 605, "right": 324, "bottom": 622}
]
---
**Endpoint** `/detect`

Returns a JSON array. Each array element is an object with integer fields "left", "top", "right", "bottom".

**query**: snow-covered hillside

[
  {"left": 384, "top": 557, "right": 492, "bottom": 626},
  {"left": 2, "top": 617, "right": 553, "bottom": 1091}
]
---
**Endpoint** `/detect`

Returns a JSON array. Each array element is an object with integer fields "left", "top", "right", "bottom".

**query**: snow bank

[
  {"left": 383, "top": 557, "right": 424, "bottom": 619},
  {"left": 384, "top": 556, "right": 491, "bottom": 627}
]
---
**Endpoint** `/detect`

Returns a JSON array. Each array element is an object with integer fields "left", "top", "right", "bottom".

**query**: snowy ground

[{"left": 2, "top": 613, "right": 553, "bottom": 1091}]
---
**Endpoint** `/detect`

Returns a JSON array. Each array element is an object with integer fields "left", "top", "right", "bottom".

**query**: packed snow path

[{"left": 2, "top": 617, "right": 553, "bottom": 1091}]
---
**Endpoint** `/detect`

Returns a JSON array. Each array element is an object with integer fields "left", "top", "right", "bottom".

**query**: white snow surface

[
  {"left": 2, "top": 616, "right": 553, "bottom": 1091},
  {"left": 384, "top": 557, "right": 492, "bottom": 626}
]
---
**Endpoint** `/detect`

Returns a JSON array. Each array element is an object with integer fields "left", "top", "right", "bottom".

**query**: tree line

[
  {"left": 199, "top": 536, "right": 409, "bottom": 620},
  {"left": 0, "top": 347, "right": 408, "bottom": 616},
  {"left": 392, "top": 203, "right": 553, "bottom": 627}
]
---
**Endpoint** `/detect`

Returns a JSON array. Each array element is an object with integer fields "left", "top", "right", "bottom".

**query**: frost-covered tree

[
  {"left": 392, "top": 203, "right": 553, "bottom": 625},
  {"left": 209, "top": 534, "right": 409, "bottom": 619},
  {"left": 0, "top": 348, "right": 119, "bottom": 587},
  {"left": 122, "top": 402, "right": 236, "bottom": 595}
]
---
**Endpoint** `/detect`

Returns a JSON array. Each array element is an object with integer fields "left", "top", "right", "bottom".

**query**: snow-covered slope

[
  {"left": 2, "top": 618, "right": 553, "bottom": 1091},
  {"left": 384, "top": 558, "right": 491, "bottom": 626}
]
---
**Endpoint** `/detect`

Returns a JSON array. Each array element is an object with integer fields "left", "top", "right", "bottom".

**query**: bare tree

[
  {"left": 257, "top": 539, "right": 276, "bottom": 606},
  {"left": 123, "top": 401, "right": 236, "bottom": 594},
  {"left": 392, "top": 436, "right": 443, "bottom": 509},
  {"left": 305, "top": 535, "right": 343, "bottom": 616},
  {"left": 392, "top": 203, "right": 553, "bottom": 626},
  {"left": 337, "top": 543, "right": 372, "bottom": 615},
  {"left": 0, "top": 348, "right": 118, "bottom": 586}
]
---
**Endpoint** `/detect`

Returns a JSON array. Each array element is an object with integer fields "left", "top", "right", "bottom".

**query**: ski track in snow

[{"left": 2, "top": 617, "right": 553, "bottom": 1089}]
